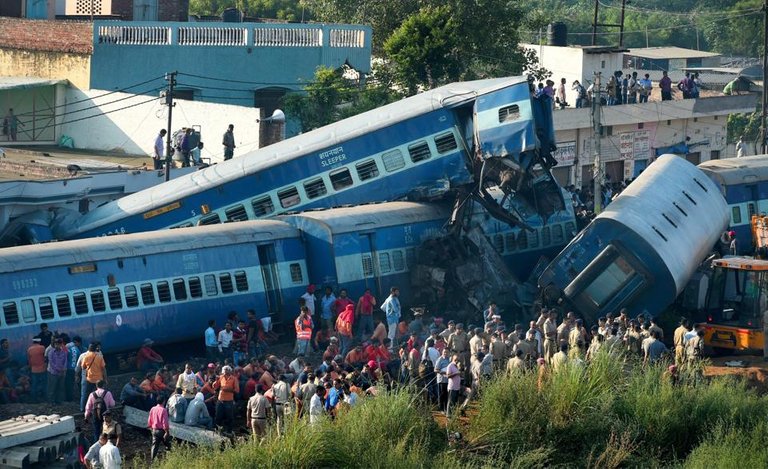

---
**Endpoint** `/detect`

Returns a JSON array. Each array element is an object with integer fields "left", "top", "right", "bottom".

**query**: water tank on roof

[
  {"left": 547, "top": 22, "right": 567, "bottom": 47},
  {"left": 221, "top": 8, "right": 242, "bottom": 22}
]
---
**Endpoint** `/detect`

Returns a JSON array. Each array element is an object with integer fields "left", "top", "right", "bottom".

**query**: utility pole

[
  {"left": 591, "top": 0, "right": 627, "bottom": 47},
  {"left": 163, "top": 72, "right": 177, "bottom": 182},
  {"left": 762, "top": 0, "right": 768, "bottom": 154},
  {"left": 592, "top": 72, "right": 603, "bottom": 215}
]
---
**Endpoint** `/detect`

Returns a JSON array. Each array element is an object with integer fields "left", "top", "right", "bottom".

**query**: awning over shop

[{"left": 0, "top": 77, "right": 68, "bottom": 91}]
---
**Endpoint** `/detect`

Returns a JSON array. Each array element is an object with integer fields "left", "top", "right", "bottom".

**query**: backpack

[{"left": 92, "top": 391, "right": 107, "bottom": 421}]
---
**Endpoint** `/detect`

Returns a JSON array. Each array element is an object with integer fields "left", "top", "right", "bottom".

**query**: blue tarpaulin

[{"left": 655, "top": 143, "right": 689, "bottom": 156}]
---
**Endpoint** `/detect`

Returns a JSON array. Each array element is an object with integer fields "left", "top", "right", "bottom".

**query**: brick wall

[{"left": 0, "top": 18, "right": 92, "bottom": 54}]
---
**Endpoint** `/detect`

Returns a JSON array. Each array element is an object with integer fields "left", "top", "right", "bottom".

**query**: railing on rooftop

[{"left": 94, "top": 22, "right": 368, "bottom": 49}]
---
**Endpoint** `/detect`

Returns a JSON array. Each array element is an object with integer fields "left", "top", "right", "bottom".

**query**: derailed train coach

[{"left": 538, "top": 154, "right": 729, "bottom": 324}]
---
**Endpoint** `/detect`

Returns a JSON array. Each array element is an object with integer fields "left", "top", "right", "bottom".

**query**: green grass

[{"left": 148, "top": 352, "right": 768, "bottom": 468}]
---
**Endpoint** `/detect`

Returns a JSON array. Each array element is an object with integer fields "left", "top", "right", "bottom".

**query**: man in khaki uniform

[
  {"left": 469, "top": 328, "right": 484, "bottom": 357},
  {"left": 514, "top": 330, "right": 539, "bottom": 368},
  {"left": 649, "top": 317, "right": 664, "bottom": 341},
  {"left": 673, "top": 318, "right": 688, "bottom": 366},
  {"left": 552, "top": 343, "right": 569, "bottom": 372},
  {"left": 447, "top": 323, "right": 469, "bottom": 369},
  {"left": 490, "top": 332, "right": 507, "bottom": 370},
  {"left": 246, "top": 385, "right": 270, "bottom": 439},
  {"left": 543, "top": 312, "right": 558, "bottom": 363},
  {"left": 506, "top": 349, "right": 526, "bottom": 374}
]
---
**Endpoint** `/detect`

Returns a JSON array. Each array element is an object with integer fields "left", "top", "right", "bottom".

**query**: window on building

[
  {"left": 303, "top": 178, "right": 328, "bottom": 199},
  {"left": 379, "top": 253, "right": 392, "bottom": 273},
  {"left": 56, "top": 295, "right": 72, "bottom": 317},
  {"left": 434, "top": 132, "right": 458, "bottom": 153},
  {"left": 252, "top": 196, "right": 275, "bottom": 217},
  {"left": 73, "top": 292, "right": 89, "bottom": 315},
  {"left": 382, "top": 149, "right": 406, "bottom": 172},
  {"left": 278, "top": 187, "right": 301, "bottom": 209},
  {"left": 2, "top": 302, "right": 18, "bottom": 325},
  {"left": 356, "top": 160, "right": 379, "bottom": 181},
  {"left": 39, "top": 297, "right": 54, "bottom": 320},
  {"left": 329, "top": 168, "right": 353, "bottom": 191},
  {"left": 204, "top": 274, "right": 218, "bottom": 296},
  {"left": 220, "top": 273, "right": 234, "bottom": 294},
  {"left": 408, "top": 142, "right": 431, "bottom": 163},
  {"left": 173, "top": 279, "right": 188, "bottom": 301},
  {"left": 638, "top": 123, "right": 644, "bottom": 129},
  {"left": 107, "top": 288, "right": 123, "bottom": 310},
  {"left": 140, "top": 283, "right": 156, "bottom": 305},
  {"left": 124, "top": 286, "right": 139, "bottom": 308},
  {"left": 21, "top": 300, "right": 35, "bottom": 324},
  {"left": 91, "top": 290, "right": 106, "bottom": 312},
  {"left": 225, "top": 205, "right": 248, "bottom": 222},
  {"left": 710, "top": 150, "right": 720, "bottom": 160},
  {"left": 189, "top": 277, "right": 203, "bottom": 298},
  {"left": 234, "top": 271, "right": 249, "bottom": 291},
  {"left": 290, "top": 263, "right": 303, "bottom": 283},
  {"left": 157, "top": 281, "right": 171, "bottom": 303}
]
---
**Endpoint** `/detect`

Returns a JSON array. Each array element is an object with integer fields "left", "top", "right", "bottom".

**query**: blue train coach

[
  {"left": 0, "top": 221, "right": 308, "bottom": 362},
  {"left": 698, "top": 155, "right": 768, "bottom": 254},
  {"left": 538, "top": 155, "right": 729, "bottom": 323}
]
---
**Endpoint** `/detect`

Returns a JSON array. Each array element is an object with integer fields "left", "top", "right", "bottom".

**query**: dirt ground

[{"left": 704, "top": 354, "right": 768, "bottom": 393}]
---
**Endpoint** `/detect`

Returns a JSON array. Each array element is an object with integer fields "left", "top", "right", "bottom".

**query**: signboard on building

[
  {"left": 619, "top": 130, "right": 651, "bottom": 161},
  {"left": 619, "top": 133, "right": 634, "bottom": 160},
  {"left": 552, "top": 141, "right": 576, "bottom": 166}
]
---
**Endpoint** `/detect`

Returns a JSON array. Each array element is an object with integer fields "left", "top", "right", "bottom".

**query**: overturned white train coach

[{"left": 538, "top": 154, "right": 729, "bottom": 323}]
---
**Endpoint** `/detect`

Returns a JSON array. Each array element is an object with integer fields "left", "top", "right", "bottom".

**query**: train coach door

[
  {"left": 257, "top": 244, "right": 283, "bottom": 316},
  {"left": 359, "top": 234, "right": 383, "bottom": 299}
]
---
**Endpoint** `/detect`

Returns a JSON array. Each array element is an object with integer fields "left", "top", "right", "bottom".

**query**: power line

[{"left": 56, "top": 96, "right": 161, "bottom": 127}]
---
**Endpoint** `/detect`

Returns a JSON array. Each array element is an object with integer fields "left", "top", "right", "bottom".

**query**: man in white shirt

[
  {"left": 300, "top": 284, "right": 317, "bottom": 317},
  {"left": 217, "top": 321, "right": 234, "bottom": 361},
  {"left": 309, "top": 386, "right": 325, "bottom": 425},
  {"left": 152, "top": 129, "right": 166, "bottom": 170},
  {"left": 98, "top": 434, "right": 121, "bottom": 469},
  {"left": 84, "top": 432, "right": 107, "bottom": 469}
]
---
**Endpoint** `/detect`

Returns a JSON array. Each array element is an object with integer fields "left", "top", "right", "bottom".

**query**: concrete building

[
  {"left": 523, "top": 43, "right": 628, "bottom": 89},
  {"left": 1, "top": 0, "right": 189, "bottom": 21},
  {"left": 624, "top": 46, "right": 721, "bottom": 72},
  {"left": 549, "top": 94, "right": 757, "bottom": 188}
]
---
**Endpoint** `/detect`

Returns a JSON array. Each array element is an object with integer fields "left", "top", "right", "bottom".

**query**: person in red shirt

[
  {"left": 244, "top": 372, "right": 259, "bottom": 399},
  {"left": 333, "top": 289, "right": 355, "bottom": 320},
  {"left": 27, "top": 338, "right": 46, "bottom": 402},
  {"left": 136, "top": 339, "right": 164, "bottom": 373},
  {"left": 356, "top": 289, "right": 377, "bottom": 341},
  {"left": 323, "top": 337, "right": 340, "bottom": 362},
  {"left": 336, "top": 304, "right": 355, "bottom": 356}
]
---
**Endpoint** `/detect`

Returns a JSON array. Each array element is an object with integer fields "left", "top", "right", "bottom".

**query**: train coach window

[
  {"left": 379, "top": 253, "right": 392, "bottom": 273},
  {"left": 732, "top": 206, "right": 742, "bottom": 224},
  {"left": 382, "top": 149, "right": 405, "bottom": 172},
  {"left": 107, "top": 288, "right": 123, "bottom": 310},
  {"left": 73, "top": 292, "right": 89, "bottom": 315},
  {"left": 56, "top": 295, "right": 72, "bottom": 317},
  {"left": 189, "top": 277, "right": 203, "bottom": 298},
  {"left": 278, "top": 187, "right": 301, "bottom": 209},
  {"left": 124, "top": 286, "right": 139, "bottom": 308},
  {"left": 356, "top": 160, "right": 379, "bottom": 181},
  {"left": 553, "top": 225, "right": 564, "bottom": 244},
  {"left": 393, "top": 251, "right": 405, "bottom": 271},
  {"left": 220, "top": 273, "right": 234, "bottom": 294},
  {"left": 542, "top": 227, "right": 551, "bottom": 246},
  {"left": 225, "top": 205, "right": 248, "bottom": 222},
  {"left": 528, "top": 230, "right": 540, "bottom": 249},
  {"left": 173, "top": 279, "right": 188, "bottom": 301},
  {"left": 204, "top": 275, "right": 218, "bottom": 296},
  {"left": 39, "top": 297, "right": 54, "bottom": 320},
  {"left": 252, "top": 196, "right": 275, "bottom": 217},
  {"left": 517, "top": 231, "right": 528, "bottom": 250},
  {"left": 361, "top": 254, "right": 374, "bottom": 277},
  {"left": 505, "top": 234, "right": 517, "bottom": 253},
  {"left": 493, "top": 234, "right": 504, "bottom": 252},
  {"left": 140, "top": 283, "right": 156, "bottom": 305},
  {"left": 303, "top": 178, "right": 328, "bottom": 199},
  {"left": 406, "top": 248, "right": 416, "bottom": 268},
  {"left": 290, "top": 263, "right": 303, "bottom": 283},
  {"left": 408, "top": 141, "right": 431, "bottom": 163},
  {"left": 330, "top": 168, "right": 353, "bottom": 191},
  {"left": 434, "top": 132, "right": 458, "bottom": 153},
  {"left": 21, "top": 300, "right": 35, "bottom": 324},
  {"left": 91, "top": 291, "right": 106, "bottom": 312},
  {"left": 234, "top": 271, "right": 249, "bottom": 291},
  {"left": 748, "top": 203, "right": 756, "bottom": 219},
  {"left": 157, "top": 281, "right": 171, "bottom": 303},
  {"left": 565, "top": 222, "right": 576, "bottom": 236},
  {"left": 2, "top": 302, "right": 18, "bottom": 325},
  {"left": 498, "top": 104, "right": 520, "bottom": 123},
  {"left": 199, "top": 213, "right": 221, "bottom": 225}
]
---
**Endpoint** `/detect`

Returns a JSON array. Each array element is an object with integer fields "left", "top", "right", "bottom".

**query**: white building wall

[
  {"left": 524, "top": 44, "right": 585, "bottom": 88},
  {"left": 60, "top": 89, "right": 262, "bottom": 163}
]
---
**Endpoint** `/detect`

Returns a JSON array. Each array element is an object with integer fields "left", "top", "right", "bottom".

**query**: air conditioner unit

[{"left": 65, "top": 0, "right": 112, "bottom": 15}]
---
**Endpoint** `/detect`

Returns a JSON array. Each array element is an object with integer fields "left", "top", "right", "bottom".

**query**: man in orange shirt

[
  {"left": 345, "top": 345, "right": 365, "bottom": 368},
  {"left": 213, "top": 365, "right": 239, "bottom": 433},
  {"left": 78, "top": 343, "right": 107, "bottom": 412},
  {"left": 27, "top": 338, "right": 46, "bottom": 402}
]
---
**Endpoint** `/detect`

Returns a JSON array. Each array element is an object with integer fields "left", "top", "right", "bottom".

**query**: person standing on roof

[
  {"left": 153, "top": 129, "right": 166, "bottom": 170},
  {"left": 222, "top": 124, "right": 235, "bottom": 161}
]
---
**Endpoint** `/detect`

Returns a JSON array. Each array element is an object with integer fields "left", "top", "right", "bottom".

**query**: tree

[{"left": 189, "top": 0, "right": 312, "bottom": 20}]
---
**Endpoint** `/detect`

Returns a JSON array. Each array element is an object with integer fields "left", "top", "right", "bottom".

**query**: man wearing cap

[
  {"left": 356, "top": 288, "right": 377, "bottom": 341},
  {"left": 136, "top": 339, "right": 164, "bottom": 373},
  {"left": 543, "top": 311, "right": 558, "bottom": 363},
  {"left": 213, "top": 365, "right": 239, "bottom": 433},
  {"left": 295, "top": 306, "right": 314, "bottom": 358},
  {"left": 447, "top": 323, "right": 469, "bottom": 371},
  {"left": 247, "top": 384, "right": 270, "bottom": 438},
  {"left": 27, "top": 337, "right": 46, "bottom": 402},
  {"left": 271, "top": 374, "right": 291, "bottom": 435},
  {"left": 301, "top": 284, "right": 317, "bottom": 318},
  {"left": 381, "top": 287, "right": 401, "bottom": 345}
]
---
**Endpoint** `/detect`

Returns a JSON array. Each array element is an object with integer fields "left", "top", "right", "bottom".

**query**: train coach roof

[
  {"left": 0, "top": 220, "right": 297, "bottom": 274},
  {"left": 63, "top": 76, "right": 529, "bottom": 237},
  {"left": 698, "top": 155, "right": 768, "bottom": 187},
  {"left": 278, "top": 202, "right": 450, "bottom": 233}
]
